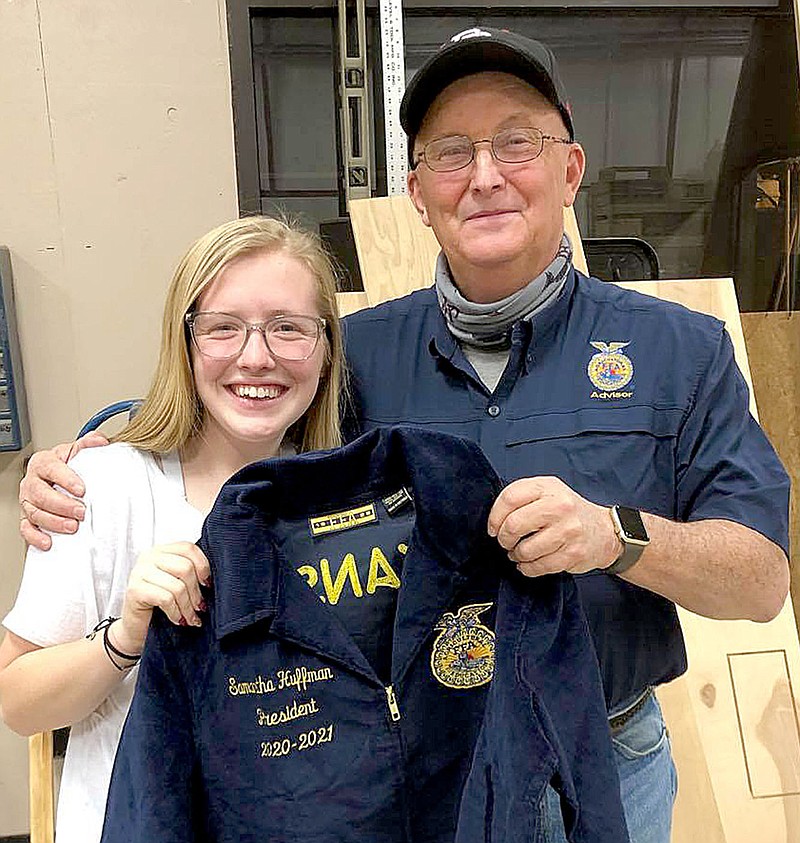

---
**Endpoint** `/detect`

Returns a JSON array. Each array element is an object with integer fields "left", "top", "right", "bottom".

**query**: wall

[{"left": 0, "top": 0, "right": 238, "bottom": 834}]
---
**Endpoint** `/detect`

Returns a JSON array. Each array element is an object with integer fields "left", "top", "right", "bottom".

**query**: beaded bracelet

[{"left": 87, "top": 617, "right": 141, "bottom": 671}]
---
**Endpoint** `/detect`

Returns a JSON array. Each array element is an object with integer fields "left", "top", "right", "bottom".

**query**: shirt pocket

[{"left": 504, "top": 405, "right": 683, "bottom": 512}]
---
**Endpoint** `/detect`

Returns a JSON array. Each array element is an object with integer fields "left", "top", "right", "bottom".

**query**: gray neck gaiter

[{"left": 435, "top": 234, "right": 573, "bottom": 349}]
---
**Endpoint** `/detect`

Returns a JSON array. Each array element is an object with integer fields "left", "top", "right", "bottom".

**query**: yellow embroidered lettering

[
  {"left": 277, "top": 665, "right": 335, "bottom": 692},
  {"left": 320, "top": 554, "right": 363, "bottom": 604},
  {"left": 227, "top": 674, "right": 276, "bottom": 696},
  {"left": 256, "top": 697, "right": 320, "bottom": 727},
  {"left": 366, "top": 546, "right": 401, "bottom": 594},
  {"left": 297, "top": 565, "right": 318, "bottom": 588},
  {"left": 259, "top": 723, "right": 335, "bottom": 759}
]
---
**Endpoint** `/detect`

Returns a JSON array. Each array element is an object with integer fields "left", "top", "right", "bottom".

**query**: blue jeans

[{"left": 536, "top": 691, "right": 678, "bottom": 843}]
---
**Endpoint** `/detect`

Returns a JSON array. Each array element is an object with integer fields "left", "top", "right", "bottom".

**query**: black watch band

[{"left": 606, "top": 505, "right": 649, "bottom": 576}]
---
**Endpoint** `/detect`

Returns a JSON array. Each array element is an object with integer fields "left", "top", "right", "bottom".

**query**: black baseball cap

[{"left": 400, "top": 27, "right": 574, "bottom": 148}]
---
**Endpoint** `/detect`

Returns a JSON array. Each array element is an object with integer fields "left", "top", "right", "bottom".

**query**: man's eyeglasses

[
  {"left": 413, "top": 127, "right": 572, "bottom": 173},
  {"left": 185, "top": 312, "right": 326, "bottom": 361}
]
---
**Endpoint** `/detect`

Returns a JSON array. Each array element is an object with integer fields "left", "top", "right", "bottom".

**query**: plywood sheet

[
  {"left": 348, "top": 196, "right": 439, "bottom": 305},
  {"left": 336, "top": 291, "right": 370, "bottom": 317},
  {"left": 741, "top": 312, "right": 800, "bottom": 634},
  {"left": 657, "top": 677, "right": 727, "bottom": 843}
]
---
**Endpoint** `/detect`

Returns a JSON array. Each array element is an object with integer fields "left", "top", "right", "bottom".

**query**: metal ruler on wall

[{"left": 379, "top": 0, "right": 407, "bottom": 195}]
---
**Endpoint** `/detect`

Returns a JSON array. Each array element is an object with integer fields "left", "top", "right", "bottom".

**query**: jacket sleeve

[
  {"left": 675, "top": 327, "right": 790, "bottom": 553},
  {"left": 100, "top": 617, "right": 200, "bottom": 843}
]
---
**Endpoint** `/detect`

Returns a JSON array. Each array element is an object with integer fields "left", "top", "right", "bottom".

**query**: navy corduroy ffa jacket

[{"left": 101, "top": 427, "right": 629, "bottom": 843}]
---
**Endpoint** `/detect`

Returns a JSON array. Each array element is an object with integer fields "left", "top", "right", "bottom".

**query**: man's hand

[
  {"left": 487, "top": 476, "right": 620, "bottom": 576},
  {"left": 113, "top": 542, "right": 212, "bottom": 657},
  {"left": 488, "top": 476, "right": 789, "bottom": 621},
  {"left": 19, "top": 433, "right": 109, "bottom": 550}
]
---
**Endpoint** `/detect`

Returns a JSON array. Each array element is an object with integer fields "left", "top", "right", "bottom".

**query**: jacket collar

[{"left": 201, "top": 427, "right": 506, "bottom": 671}]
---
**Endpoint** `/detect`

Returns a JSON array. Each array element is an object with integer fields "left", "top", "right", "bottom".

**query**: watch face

[{"left": 616, "top": 506, "right": 649, "bottom": 542}]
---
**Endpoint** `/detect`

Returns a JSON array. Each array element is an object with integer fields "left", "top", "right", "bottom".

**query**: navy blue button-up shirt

[
  {"left": 101, "top": 427, "right": 628, "bottom": 843},
  {"left": 343, "top": 269, "right": 790, "bottom": 710}
]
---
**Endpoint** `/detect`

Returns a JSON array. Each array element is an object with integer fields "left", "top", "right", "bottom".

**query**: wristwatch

[{"left": 606, "top": 505, "right": 649, "bottom": 576}]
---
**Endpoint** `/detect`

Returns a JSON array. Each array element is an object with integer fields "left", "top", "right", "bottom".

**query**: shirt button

[{"left": 487, "top": 404, "right": 501, "bottom": 417}]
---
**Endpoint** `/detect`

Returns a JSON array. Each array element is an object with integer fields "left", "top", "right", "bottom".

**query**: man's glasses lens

[
  {"left": 422, "top": 128, "right": 546, "bottom": 172},
  {"left": 188, "top": 313, "right": 323, "bottom": 360}
]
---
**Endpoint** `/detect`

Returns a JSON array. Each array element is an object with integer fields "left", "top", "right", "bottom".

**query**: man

[{"left": 19, "top": 27, "right": 790, "bottom": 843}]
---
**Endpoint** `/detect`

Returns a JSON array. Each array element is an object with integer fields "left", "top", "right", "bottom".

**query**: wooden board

[
  {"left": 658, "top": 678, "right": 727, "bottom": 843},
  {"left": 741, "top": 313, "right": 800, "bottom": 635},
  {"left": 348, "top": 197, "right": 800, "bottom": 842},
  {"left": 336, "top": 291, "right": 370, "bottom": 317},
  {"left": 28, "top": 731, "right": 54, "bottom": 843},
  {"left": 348, "top": 195, "right": 438, "bottom": 304}
]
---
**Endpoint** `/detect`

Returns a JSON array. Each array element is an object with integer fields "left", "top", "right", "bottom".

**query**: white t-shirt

[{"left": 3, "top": 443, "right": 204, "bottom": 843}]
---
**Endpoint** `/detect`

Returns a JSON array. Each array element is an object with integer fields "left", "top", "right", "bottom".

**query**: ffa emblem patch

[
  {"left": 430, "top": 602, "right": 495, "bottom": 689},
  {"left": 587, "top": 341, "right": 634, "bottom": 391}
]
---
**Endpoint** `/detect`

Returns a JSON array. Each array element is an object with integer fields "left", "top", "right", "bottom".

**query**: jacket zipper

[{"left": 385, "top": 684, "right": 401, "bottom": 722}]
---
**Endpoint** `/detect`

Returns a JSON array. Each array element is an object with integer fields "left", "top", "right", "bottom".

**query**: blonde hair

[{"left": 115, "top": 216, "right": 345, "bottom": 454}]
